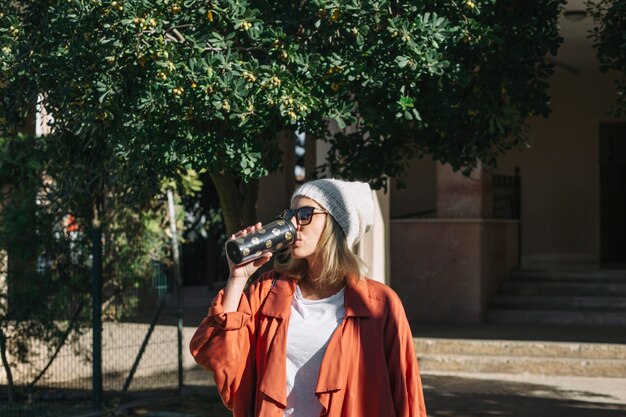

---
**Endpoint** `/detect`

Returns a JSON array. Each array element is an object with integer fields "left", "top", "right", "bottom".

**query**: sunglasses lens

[{"left": 297, "top": 207, "right": 314, "bottom": 224}]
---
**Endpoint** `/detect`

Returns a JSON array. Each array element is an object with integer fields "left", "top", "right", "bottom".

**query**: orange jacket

[{"left": 190, "top": 271, "right": 427, "bottom": 417}]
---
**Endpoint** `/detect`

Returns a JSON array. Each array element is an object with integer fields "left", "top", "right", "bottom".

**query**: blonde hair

[{"left": 274, "top": 213, "right": 366, "bottom": 287}]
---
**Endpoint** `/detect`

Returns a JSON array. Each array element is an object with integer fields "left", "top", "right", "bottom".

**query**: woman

[{"left": 190, "top": 178, "right": 427, "bottom": 417}]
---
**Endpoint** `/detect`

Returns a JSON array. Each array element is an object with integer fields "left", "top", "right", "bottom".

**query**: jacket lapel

[
  {"left": 258, "top": 276, "right": 295, "bottom": 408},
  {"left": 256, "top": 276, "right": 373, "bottom": 413},
  {"left": 316, "top": 277, "right": 371, "bottom": 413},
  {"left": 260, "top": 276, "right": 294, "bottom": 319}
]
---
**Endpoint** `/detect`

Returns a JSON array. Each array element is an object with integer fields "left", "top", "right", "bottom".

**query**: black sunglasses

[{"left": 280, "top": 206, "right": 328, "bottom": 226}]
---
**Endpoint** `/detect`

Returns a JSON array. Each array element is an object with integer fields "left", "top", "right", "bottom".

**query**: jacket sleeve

[
  {"left": 383, "top": 291, "right": 428, "bottom": 417},
  {"left": 189, "top": 273, "right": 272, "bottom": 411}
]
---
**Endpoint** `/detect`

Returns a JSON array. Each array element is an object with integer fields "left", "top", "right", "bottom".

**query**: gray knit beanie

[{"left": 291, "top": 178, "right": 375, "bottom": 249}]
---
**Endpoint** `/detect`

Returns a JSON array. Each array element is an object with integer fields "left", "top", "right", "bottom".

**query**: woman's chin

[{"left": 290, "top": 247, "right": 310, "bottom": 260}]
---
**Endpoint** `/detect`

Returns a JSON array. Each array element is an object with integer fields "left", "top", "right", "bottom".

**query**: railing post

[{"left": 514, "top": 166, "right": 522, "bottom": 268}]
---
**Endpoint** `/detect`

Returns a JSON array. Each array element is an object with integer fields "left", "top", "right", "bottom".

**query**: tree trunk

[
  {"left": 0, "top": 327, "right": 15, "bottom": 403},
  {"left": 240, "top": 178, "right": 259, "bottom": 227},
  {"left": 212, "top": 171, "right": 259, "bottom": 235}
]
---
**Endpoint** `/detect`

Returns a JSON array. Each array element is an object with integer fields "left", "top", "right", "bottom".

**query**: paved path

[
  {"left": 421, "top": 372, "right": 626, "bottom": 417},
  {"left": 169, "top": 366, "right": 626, "bottom": 417}
]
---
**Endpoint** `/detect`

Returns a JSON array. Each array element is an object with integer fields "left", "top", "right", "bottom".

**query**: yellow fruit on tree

[{"left": 270, "top": 76, "right": 281, "bottom": 88}]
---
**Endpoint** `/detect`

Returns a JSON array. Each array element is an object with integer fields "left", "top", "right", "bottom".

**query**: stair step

[
  {"left": 486, "top": 309, "right": 626, "bottom": 325},
  {"left": 414, "top": 337, "right": 626, "bottom": 377},
  {"left": 492, "top": 295, "right": 626, "bottom": 310},
  {"left": 413, "top": 338, "right": 626, "bottom": 359},
  {"left": 511, "top": 269, "right": 626, "bottom": 282},
  {"left": 500, "top": 282, "right": 626, "bottom": 296},
  {"left": 418, "top": 354, "right": 626, "bottom": 378}
]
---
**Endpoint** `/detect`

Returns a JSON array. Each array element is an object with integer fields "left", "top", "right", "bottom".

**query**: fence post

[
  {"left": 166, "top": 188, "right": 184, "bottom": 393},
  {"left": 91, "top": 226, "right": 103, "bottom": 410},
  {"left": 514, "top": 166, "right": 522, "bottom": 268}
]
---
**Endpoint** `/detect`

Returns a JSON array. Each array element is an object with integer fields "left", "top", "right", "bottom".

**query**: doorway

[{"left": 599, "top": 122, "right": 626, "bottom": 264}]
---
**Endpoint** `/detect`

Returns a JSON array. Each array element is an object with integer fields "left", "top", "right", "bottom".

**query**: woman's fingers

[
  {"left": 233, "top": 224, "right": 257, "bottom": 239},
  {"left": 252, "top": 251, "right": 272, "bottom": 268},
  {"left": 231, "top": 222, "right": 264, "bottom": 242}
]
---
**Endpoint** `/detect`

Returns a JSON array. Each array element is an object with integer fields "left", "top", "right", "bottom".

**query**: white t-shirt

[{"left": 284, "top": 285, "right": 345, "bottom": 417}]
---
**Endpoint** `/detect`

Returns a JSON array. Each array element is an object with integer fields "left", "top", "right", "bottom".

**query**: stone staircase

[
  {"left": 414, "top": 266, "right": 626, "bottom": 378},
  {"left": 485, "top": 268, "right": 626, "bottom": 326},
  {"left": 414, "top": 336, "right": 626, "bottom": 377}
]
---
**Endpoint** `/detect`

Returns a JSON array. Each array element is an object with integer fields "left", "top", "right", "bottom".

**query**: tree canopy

[
  {"left": 0, "top": 1, "right": 569, "bottom": 397},
  {"left": 588, "top": 0, "right": 626, "bottom": 116},
  {"left": 1, "top": 0, "right": 564, "bottom": 234}
]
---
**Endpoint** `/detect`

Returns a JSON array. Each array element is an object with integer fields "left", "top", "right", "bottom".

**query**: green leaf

[{"left": 98, "top": 90, "right": 109, "bottom": 104}]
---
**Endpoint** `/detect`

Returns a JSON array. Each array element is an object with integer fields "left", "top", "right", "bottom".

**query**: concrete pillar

[
  {"left": 391, "top": 161, "right": 518, "bottom": 324},
  {"left": 315, "top": 129, "right": 388, "bottom": 283},
  {"left": 358, "top": 187, "right": 390, "bottom": 284}
]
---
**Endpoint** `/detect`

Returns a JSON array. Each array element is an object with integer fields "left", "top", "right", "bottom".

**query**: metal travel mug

[{"left": 225, "top": 217, "right": 297, "bottom": 265}]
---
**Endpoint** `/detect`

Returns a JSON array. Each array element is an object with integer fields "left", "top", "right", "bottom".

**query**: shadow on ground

[
  {"left": 121, "top": 374, "right": 626, "bottom": 417},
  {"left": 422, "top": 375, "right": 626, "bottom": 417},
  {"left": 4, "top": 372, "right": 624, "bottom": 417}
]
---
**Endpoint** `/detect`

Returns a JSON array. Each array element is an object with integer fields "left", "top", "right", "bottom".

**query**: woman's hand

[
  {"left": 222, "top": 222, "right": 273, "bottom": 313},
  {"left": 227, "top": 222, "right": 273, "bottom": 283}
]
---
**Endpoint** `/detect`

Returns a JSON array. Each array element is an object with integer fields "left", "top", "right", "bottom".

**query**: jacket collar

[
  {"left": 259, "top": 272, "right": 372, "bottom": 319},
  {"left": 344, "top": 274, "right": 371, "bottom": 318},
  {"left": 259, "top": 276, "right": 295, "bottom": 319}
]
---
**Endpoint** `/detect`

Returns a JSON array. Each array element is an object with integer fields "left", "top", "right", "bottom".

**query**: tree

[
  {"left": 2, "top": 0, "right": 564, "bottom": 235},
  {"left": 0, "top": 1, "right": 566, "bottom": 402},
  {"left": 0, "top": 132, "right": 201, "bottom": 403},
  {"left": 588, "top": 0, "right": 626, "bottom": 116},
  {"left": 0, "top": 3, "right": 196, "bottom": 401},
  {"left": 0, "top": 134, "right": 92, "bottom": 403}
]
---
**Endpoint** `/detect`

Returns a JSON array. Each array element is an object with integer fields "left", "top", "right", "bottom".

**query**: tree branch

[{"left": 171, "top": 28, "right": 185, "bottom": 43}]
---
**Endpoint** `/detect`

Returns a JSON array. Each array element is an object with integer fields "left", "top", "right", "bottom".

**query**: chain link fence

[{"left": 1, "top": 258, "right": 183, "bottom": 417}]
